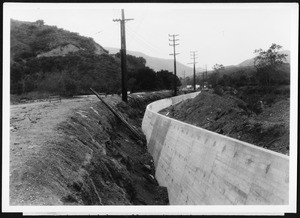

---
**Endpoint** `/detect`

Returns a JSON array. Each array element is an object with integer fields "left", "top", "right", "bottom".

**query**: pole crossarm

[
  {"left": 169, "top": 53, "right": 180, "bottom": 56},
  {"left": 113, "top": 18, "right": 134, "bottom": 22}
]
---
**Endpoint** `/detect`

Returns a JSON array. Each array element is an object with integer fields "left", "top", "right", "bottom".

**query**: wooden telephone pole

[
  {"left": 205, "top": 64, "right": 208, "bottom": 88},
  {"left": 188, "top": 51, "right": 198, "bottom": 91},
  {"left": 113, "top": 9, "right": 133, "bottom": 102},
  {"left": 169, "top": 34, "right": 179, "bottom": 96}
]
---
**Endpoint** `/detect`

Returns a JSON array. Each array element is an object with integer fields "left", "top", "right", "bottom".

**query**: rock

[
  {"left": 143, "top": 174, "right": 156, "bottom": 184},
  {"left": 143, "top": 164, "right": 151, "bottom": 171}
]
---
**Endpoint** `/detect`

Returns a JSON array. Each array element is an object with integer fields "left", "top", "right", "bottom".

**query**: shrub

[{"left": 213, "top": 86, "right": 224, "bottom": 96}]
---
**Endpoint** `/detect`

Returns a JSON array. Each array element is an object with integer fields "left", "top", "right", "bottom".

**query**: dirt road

[
  {"left": 10, "top": 96, "right": 97, "bottom": 204},
  {"left": 10, "top": 95, "right": 168, "bottom": 205}
]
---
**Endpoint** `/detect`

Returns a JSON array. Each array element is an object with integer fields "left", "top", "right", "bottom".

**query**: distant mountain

[
  {"left": 105, "top": 47, "right": 193, "bottom": 78},
  {"left": 238, "top": 50, "right": 290, "bottom": 67}
]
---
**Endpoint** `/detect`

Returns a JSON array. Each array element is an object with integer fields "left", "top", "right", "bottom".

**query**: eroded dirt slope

[
  {"left": 160, "top": 89, "right": 289, "bottom": 155},
  {"left": 10, "top": 94, "right": 169, "bottom": 205}
]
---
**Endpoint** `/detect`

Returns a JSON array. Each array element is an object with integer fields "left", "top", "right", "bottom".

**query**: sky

[{"left": 4, "top": 3, "right": 296, "bottom": 70}]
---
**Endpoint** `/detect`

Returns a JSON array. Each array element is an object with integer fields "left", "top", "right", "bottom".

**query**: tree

[
  {"left": 134, "top": 67, "right": 158, "bottom": 91},
  {"left": 208, "top": 63, "right": 225, "bottom": 87},
  {"left": 254, "top": 43, "right": 288, "bottom": 86},
  {"left": 212, "top": 64, "right": 225, "bottom": 73},
  {"left": 35, "top": 20, "right": 44, "bottom": 26},
  {"left": 208, "top": 72, "right": 220, "bottom": 88},
  {"left": 156, "top": 70, "right": 181, "bottom": 90},
  {"left": 218, "top": 74, "right": 231, "bottom": 86},
  {"left": 185, "top": 76, "right": 192, "bottom": 86},
  {"left": 127, "top": 77, "right": 137, "bottom": 92}
]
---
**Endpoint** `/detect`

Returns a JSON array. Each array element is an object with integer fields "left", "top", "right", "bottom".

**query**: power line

[
  {"left": 126, "top": 28, "right": 162, "bottom": 54},
  {"left": 126, "top": 25, "right": 166, "bottom": 57},
  {"left": 169, "top": 34, "right": 179, "bottom": 96},
  {"left": 93, "top": 21, "right": 119, "bottom": 35},
  {"left": 127, "top": 10, "right": 148, "bottom": 42}
]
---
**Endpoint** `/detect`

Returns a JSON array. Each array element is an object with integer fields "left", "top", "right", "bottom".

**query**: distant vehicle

[{"left": 186, "top": 85, "right": 192, "bottom": 89}]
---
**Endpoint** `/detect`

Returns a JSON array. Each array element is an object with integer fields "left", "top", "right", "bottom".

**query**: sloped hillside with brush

[
  {"left": 10, "top": 19, "right": 123, "bottom": 96},
  {"left": 11, "top": 19, "right": 107, "bottom": 60},
  {"left": 10, "top": 19, "right": 182, "bottom": 100}
]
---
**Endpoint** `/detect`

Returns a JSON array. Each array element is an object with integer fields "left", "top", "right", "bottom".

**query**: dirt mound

[{"left": 160, "top": 89, "right": 289, "bottom": 155}]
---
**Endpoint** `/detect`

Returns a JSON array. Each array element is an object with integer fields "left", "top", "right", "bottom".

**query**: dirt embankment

[
  {"left": 160, "top": 87, "right": 289, "bottom": 155},
  {"left": 10, "top": 92, "right": 172, "bottom": 205}
]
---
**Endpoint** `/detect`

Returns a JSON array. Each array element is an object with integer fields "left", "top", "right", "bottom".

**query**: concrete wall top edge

[{"left": 145, "top": 92, "right": 289, "bottom": 160}]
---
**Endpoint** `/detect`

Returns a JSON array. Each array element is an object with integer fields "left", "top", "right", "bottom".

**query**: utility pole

[
  {"left": 205, "top": 64, "right": 208, "bottom": 88},
  {"left": 113, "top": 9, "right": 133, "bottom": 102},
  {"left": 202, "top": 72, "right": 205, "bottom": 89},
  {"left": 169, "top": 34, "right": 179, "bottom": 96},
  {"left": 188, "top": 51, "right": 198, "bottom": 91}
]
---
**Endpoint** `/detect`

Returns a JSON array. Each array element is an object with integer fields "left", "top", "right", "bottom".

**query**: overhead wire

[
  {"left": 123, "top": 10, "right": 169, "bottom": 57},
  {"left": 126, "top": 29, "right": 166, "bottom": 57},
  {"left": 93, "top": 9, "right": 120, "bottom": 36},
  {"left": 126, "top": 24, "right": 167, "bottom": 57},
  {"left": 126, "top": 10, "right": 147, "bottom": 44},
  {"left": 94, "top": 9, "right": 168, "bottom": 59}
]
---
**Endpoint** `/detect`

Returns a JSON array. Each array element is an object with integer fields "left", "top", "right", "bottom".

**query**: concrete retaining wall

[{"left": 142, "top": 92, "right": 289, "bottom": 205}]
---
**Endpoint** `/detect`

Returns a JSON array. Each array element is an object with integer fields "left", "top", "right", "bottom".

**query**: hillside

[
  {"left": 184, "top": 48, "right": 290, "bottom": 88},
  {"left": 238, "top": 50, "right": 290, "bottom": 67},
  {"left": 10, "top": 20, "right": 140, "bottom": 97},
  {"left": 191, "top": 61, "right": 290, "bottom": 88},
  {"left": 105, "top": 47, "right": 193, "bottom": 78},
  {"left": 11, "top": 19, "right": 107, "bottom": 61},
  {"left": 11, "top": 19, "right": 182, "bottom": 98},
  {"left": 11, "top": 19, "right": 121, "bottom": 96}
]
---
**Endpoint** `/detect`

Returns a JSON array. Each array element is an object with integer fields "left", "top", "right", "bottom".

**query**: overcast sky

[{"left": 5, "top": 3, "right": 296, "bottom": 70}]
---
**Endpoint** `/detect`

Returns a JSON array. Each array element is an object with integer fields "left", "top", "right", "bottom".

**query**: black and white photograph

[{"left": 2, "top": 2, "right": 298, "bottom": 216}]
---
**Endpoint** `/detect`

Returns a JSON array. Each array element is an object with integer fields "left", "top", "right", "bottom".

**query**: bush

[
  {"left": 64, "top": 78, "right": 77, "bottom": 96},
  {"left": 213, "top": 86, "right": 224, "bottom": 96}
]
